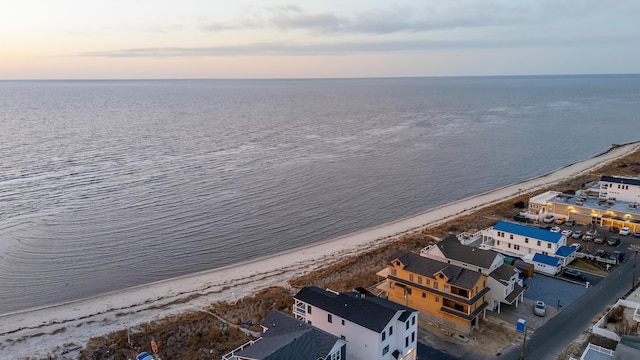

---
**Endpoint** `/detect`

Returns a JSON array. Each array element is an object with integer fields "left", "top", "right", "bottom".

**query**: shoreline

[{"left": 2, "top": 141, "right": 639, "bottom": 358}]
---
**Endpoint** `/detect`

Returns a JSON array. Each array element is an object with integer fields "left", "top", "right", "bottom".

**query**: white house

[
  {"left": 599, "top": 175, "right": 640, "bottom": 203},
  {"left": 293, "top": 286, "right": 418, "bottom": 360},
  {"left": 531, "top": 253, "right": 562, "bottom": 276},
  {"left": 421, "top": 235, "right": 525, "bottom": 313},
  {"left": 480, "top": 220, "right": 567, "bottom": 259}
]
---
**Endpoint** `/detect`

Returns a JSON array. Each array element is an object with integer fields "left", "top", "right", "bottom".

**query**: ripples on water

[{"left": 1, "top": 76, "right": 639, "bottom": 314}]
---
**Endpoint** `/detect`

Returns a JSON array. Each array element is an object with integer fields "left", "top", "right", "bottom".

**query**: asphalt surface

[{"left": 499, "top": 257, "right": 635, "bottom": 360}]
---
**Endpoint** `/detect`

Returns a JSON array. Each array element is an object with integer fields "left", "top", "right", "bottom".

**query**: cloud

[
  {"left": 78, "top": 34, "right": 640, "bottom": 58},
  {"left": 196, "top": 1, "right": 624, "bottom": 35}
]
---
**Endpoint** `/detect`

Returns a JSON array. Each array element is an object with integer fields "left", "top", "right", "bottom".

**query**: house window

[
  {"left": 406, "top": 288, "right": 412, "bottom": 295},
  {"left": 330, "top": 350, "right": 341, "bottom": 360},
  {"left": 391, "top": 268, "right": 397, "bottom": 276},
  {"left": 412, "top": 316, "right": 416, "bottom": 325},
  {"left": 308, "top": 320, "right": 312, "bottom": 325},
  {"left": 382, "top": 345, "right": 389, "bottom": 355},
  {"left": 497, "top": 240, "right": 500, "bottom": 246},
  {"left": 341, "top": 335, "right": 345, "bottom": 340},
  {"left": 435, "top": 296, "right": 439, "bottom": 303},
  {"left": 412, "top": 331, "right": 415, "bottom": 343},
  {"left": 510, "top": 234, "right": 514, "bottom": 240},
  {"left": 537, "top": 240, "right": 541, "bottom": 246},
  {"left": 382, "top": 330, "right": 386, "bottom": 341},
  {"left": 390, "top": 282, "right": 395, "bottom": 289},
  {"left": 307, "top": 305, "right": 312, "bottom": 314},
  {"left": 328, "top": 314, "right": 332, "bottom": 323},
  {"left": 525, "top": 238, "right": 529, "bottom": 243},
  {"left": 422, "top": 292, "right": 426, "bottom": 298},
  {"left": 406, "top": 321, "right": 409, "bottom": 330},
  {"left": 508, "top": 243, "right": 511, "bottom": 248},
  {"left": 547, "top": 243, "right": 552, "bottom": 249},
  {"left": 389, "top": 326, "right": 393, "bottom": 335},
  {"left": 426, "top": 279, "right": 430, "bottom": 285},
  {"left": 341, "top": 319, "right": 345, "bottom": 326},
  {"left": 444, "top": 285, "right": 449, "bottom": 292},
  {"left": 514, "top": 245, "right": 520, "bottom": 250},
  {"left": 405, "top": 336, "right": 409, "bottom": 347},
  {"left": 418, "top": 276, "right": 422, "bottom": 284},
  {"left": 409, "top": 274, "right": 414, "bottom": 282},
  {"left": 434, "top": 282, "right": 438, "bottom": 290}
]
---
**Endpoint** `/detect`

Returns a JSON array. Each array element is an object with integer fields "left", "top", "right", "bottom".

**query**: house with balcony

[
  {"left": 420, "top": 235, "right": 525, "bottom": 313},
  {"left": 480, "top": 220, "right": 567, "bottom": 260},
  {"left": 223, "top": 310, "right": 346, "bottom": 360},
  {"left": 380, "top": 250, "right": 489, "bottom": 334},
  {"left": 293, "top": 286, "right": 418, "bottom": 360}
]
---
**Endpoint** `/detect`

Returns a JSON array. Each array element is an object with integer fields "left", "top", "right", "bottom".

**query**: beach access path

[{"left": 2, "top": 142, "right": 639, "bottom": 358}]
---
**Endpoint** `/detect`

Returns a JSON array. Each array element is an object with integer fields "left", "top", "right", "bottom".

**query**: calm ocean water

[{"left": 1, "top": 75, "right": 639, "bottom": 315}]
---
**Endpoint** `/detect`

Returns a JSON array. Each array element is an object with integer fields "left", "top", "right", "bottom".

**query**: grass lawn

[{"left": 570, "top": 258, "right": 609, "bottom": 276}]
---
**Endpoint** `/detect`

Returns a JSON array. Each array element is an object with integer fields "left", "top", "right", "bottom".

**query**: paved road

[{"left": 500, "top": 257, "right": 635, "bottom": 360}]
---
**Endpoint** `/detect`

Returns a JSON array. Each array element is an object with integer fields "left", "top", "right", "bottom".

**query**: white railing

[{"left": 221, "top": 337, "right": 263, "bottom": 360}]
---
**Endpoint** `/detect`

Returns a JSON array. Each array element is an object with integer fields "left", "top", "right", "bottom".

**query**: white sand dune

[{"left": 2, "top": 142, "right": 639, "bottom": 358}]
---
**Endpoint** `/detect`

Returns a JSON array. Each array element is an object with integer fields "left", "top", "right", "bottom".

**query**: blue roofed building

[
  {"left": 479, "top": 220, "right": 567, "bottom": 261},
  {"left": 555, "top": 245, "right": 577, "bottom": 267},
  {"left": 531, "top": 253, "right": 562, "bottom": 276}
]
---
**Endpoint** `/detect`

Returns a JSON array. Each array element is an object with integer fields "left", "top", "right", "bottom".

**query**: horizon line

[{"left": 1, "top": 72, "right": 639, "bottom": 82}]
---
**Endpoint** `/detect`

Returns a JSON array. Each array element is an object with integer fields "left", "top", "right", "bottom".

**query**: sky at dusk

[{"left": 2, "top": 0, "right": 639, "bottom": 79}]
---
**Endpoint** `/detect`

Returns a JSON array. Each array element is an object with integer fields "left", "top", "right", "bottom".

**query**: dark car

[
  {"left": 563, "top": 268, "right": 586, "bottom": 281},
  {"left": 634, "top": 231, "right": 640, "bottom": 238},
  {"left": 607, "top": 236, "right": 621, "bottom": 246},
  {"left": 596, "top": 249, "right": 608, "bottom": 258},
  {"left": 609, "top": 226, "right": 620, "bottom": 233},
  {"left": 609, "top": 251, "right": 625, "bottom": 262},
  {"left": 566, "top": 220, "right": 576, "bottom": 227}
]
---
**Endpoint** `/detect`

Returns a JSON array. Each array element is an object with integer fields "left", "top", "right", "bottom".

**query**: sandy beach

[{"left": 2, "top": 141, "right": 639, "bottom": 358}]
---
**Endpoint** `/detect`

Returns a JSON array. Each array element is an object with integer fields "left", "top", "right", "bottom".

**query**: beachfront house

[
  {"left": 420, "top": 236, "right": 525, "bottom": 313},
  {"left": 223, "top": 310, "right": 346, "bottom": 360},
  {"left": 293, "top": 286, "right": 418, "bottom": 360},
  {"left": 531, "top": 253, "right": 562, "bottom": 276},
  {"left": 479, "top": 220, "right": 567, "bottom": 260},
  {"left": 380, "top": 250, "right": 488, "bottom": 334}
]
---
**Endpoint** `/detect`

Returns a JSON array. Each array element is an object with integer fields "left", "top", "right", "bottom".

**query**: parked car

[
  {"left": 534, "top": 300, "right": 546, "bottom": 317},
  {"left": 550, "top": 226, "right": 561, "bottom": 233},
  {"left": 561, "top": 229, "right": 573, "bottom": 237},
  {"left": 555, "top": 217, "right": 566, "bottom": 225},
  {"left": 619, "top": 227, "right": 631, "bottom": 236},
  {"left": 543, "top": 214, "right": 556, "bottom": 223},
  {"left": 609, "top": 251, "right": 625, "bottom": 262},
  {"left": 564, "top": 268, "right": 586, "bottom": 281},
  {"left": 609, "top": 226, "right": 620, "bottom": 233},
  {"left": 571, "top": 230, "right": 583, "bottom": 239},
  {"left": 596, "top": 249, "right": 608, "bottom": 258},
  {"left": 566, "top": 220, "right": 576, "bottom": 227},
  {"left": 586, "top": 229, "right": 598, "bottom": 236},
  {"left": 593, "top": 236, "right": 606, "bottom": 244},
  {"left": 570, "top": 243, "right": 583, "bottom": 252},
  {"left": 582, "top": 234, "right": 594, "bottom": 242},
  {"left": 607, "top": 236, "right": 621, "bottom": 246},
  {"left": 634, "top": 231, "right": 640, "bottom": 238}
]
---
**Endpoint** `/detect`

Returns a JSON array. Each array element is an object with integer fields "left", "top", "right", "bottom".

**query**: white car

[
  {"left": 570, "top": 243, "right": 583, "bottom": 252},
  {"left": 534, "top": 301, "right": 546, "bottom": 317},
  {"left": 550, "top": 226, "right": 561, "bottom": 233},
  {"left": 619, "top": 227, "right": 631, "bottom": 236},
  {"left": 561, "top": 229, "right": 573, "bottom": 237}
]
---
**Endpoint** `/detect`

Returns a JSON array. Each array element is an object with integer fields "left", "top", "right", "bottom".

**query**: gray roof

[
  {"left": 437, "top": 235, "right": 498, "bottom": 269},
  {"left": 391, "top": 250, "right": 483, "bottom": 290},
  {"left": 614, "top": 335, "right": 640, "bottom": 359},
  {"left": 235, "top": 310, "right": 342, "bottom": 360},
  {"left": 601, "top": 175, "right": 640, "bottom": 187},
  {"left": 294, "top": 286, "right": 416, "bottom": 333},
  {"left": 489, "top": 264, "right": 519, "bottom": 282}
]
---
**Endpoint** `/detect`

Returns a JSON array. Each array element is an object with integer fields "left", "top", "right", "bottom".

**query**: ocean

[{"left": 1, "top": 75, "right": 639, "bottom": 315}]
